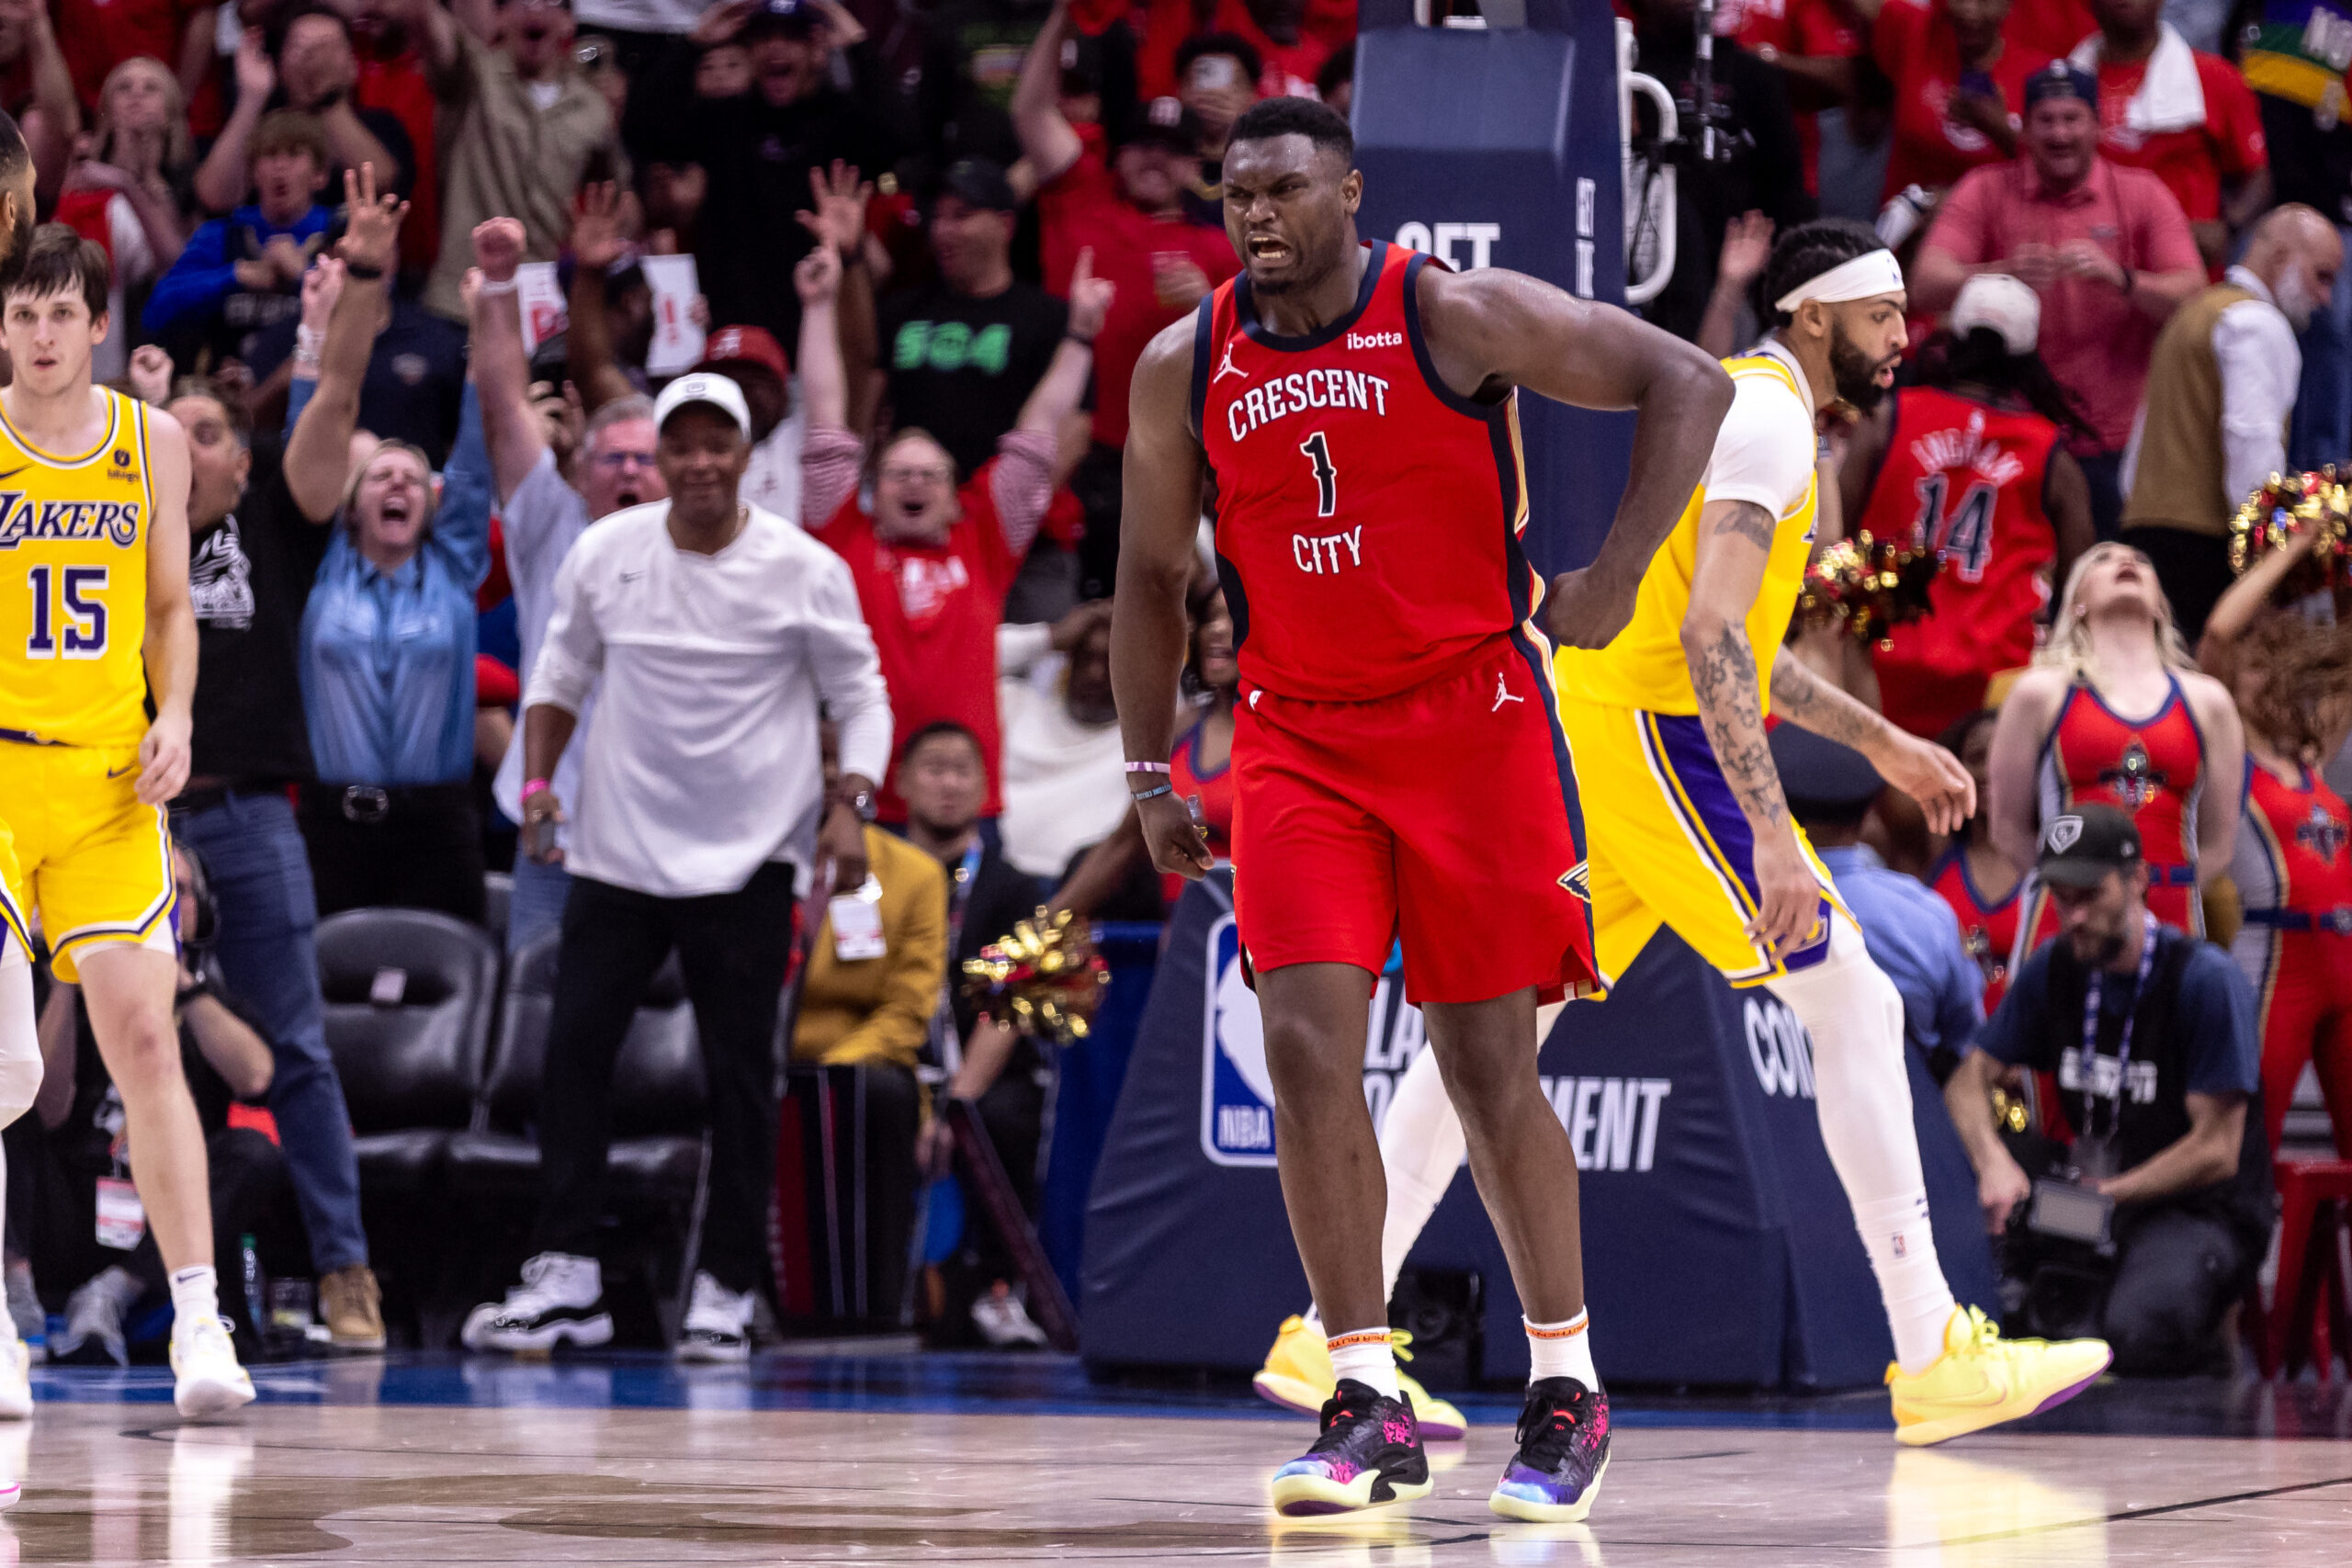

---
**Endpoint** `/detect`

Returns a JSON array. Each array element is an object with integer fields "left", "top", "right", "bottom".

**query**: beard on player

[{"left": 1828, "top": 315, "right": 1898, "bottom": 412}]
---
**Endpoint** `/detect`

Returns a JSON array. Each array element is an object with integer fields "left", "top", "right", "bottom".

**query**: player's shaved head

[{"left": 0, "top": 111, "right": 35, "bottom": 294}]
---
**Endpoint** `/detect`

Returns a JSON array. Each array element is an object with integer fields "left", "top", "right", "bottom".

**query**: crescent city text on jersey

[
  {"left": 1224, "top": 367, "right": 1393, "bottom": 442},
  {"left": 0, "top": 494, "right": 142, "bottom": 548}
]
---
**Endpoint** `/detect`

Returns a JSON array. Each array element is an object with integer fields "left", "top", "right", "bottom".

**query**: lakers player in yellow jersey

[
  {"left": 1551, "top": 220, "right": 2109, "bottom": 1448},
  {"left": 0, "top": 227, "right": 251, "bottom": 1417}
]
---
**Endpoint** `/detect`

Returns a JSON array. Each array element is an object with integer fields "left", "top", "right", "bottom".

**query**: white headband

[{"left": 1773, "top": 248, "right": 1905, "bottom": 314}]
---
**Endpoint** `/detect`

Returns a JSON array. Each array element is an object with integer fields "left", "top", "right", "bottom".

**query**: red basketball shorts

[{"left": 1230, "top": 634, "right": 1597, "bottom": 1006}]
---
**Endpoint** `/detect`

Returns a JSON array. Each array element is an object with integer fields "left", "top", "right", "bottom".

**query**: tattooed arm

[
  {"left": 1770, "top": 647, "right": 1975, "bottom": 834},
  {"left": 1682, "top": 498, "right": 1821, "bottom": 956}
]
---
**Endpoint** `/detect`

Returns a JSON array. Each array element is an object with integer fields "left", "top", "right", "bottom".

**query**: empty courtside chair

[
  {"left": 446, "top": 935, "right": 709, "bottom": 1318},
  {"left": 315, "top": 908, "right": 503, "bottom": 1198}
]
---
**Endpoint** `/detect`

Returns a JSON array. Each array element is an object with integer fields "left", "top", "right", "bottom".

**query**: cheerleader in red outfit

[
  {"left": 1987, "top": 543, "right": 2245, "bottom": 957},
  {"left": 2200, "top": 527, "right": 2352, "bottom": 1154},
  {"left": 1927, "top": 709, "right": 2025, "bottom": 1012}
]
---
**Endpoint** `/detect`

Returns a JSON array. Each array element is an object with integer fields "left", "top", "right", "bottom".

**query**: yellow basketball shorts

[
  {"left": 1561, "top": 701, "right": 1849, "bottom": 989},
  {"left": 0, "top": 740, "right": 175, "bottom": 982}
]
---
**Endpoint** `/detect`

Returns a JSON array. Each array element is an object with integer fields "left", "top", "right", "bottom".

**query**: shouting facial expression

[{"left": 1221, "top": 131, "right": 1361, "bottom": 298}]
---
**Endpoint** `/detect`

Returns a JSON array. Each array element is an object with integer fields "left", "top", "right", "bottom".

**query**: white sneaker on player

[
  {"left": 170, "top": 1316, "right": 255, "bottom": 1419},
  {"left": 673, "top": 1272, "right": 753, "bottom": 1363},
  {"left": 0, "top": 1334, "right": 31, "bottom": 1420}
]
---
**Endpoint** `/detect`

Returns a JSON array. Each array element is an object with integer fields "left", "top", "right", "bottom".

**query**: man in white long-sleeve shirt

[
  {"left": 2121, "top": 203, "right": 2342, "bottom": 640},
  {"left": 462, "top": 366, "right": 893, "bottom": 1363}
]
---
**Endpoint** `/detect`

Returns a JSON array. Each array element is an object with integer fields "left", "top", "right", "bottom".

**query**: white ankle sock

[
  {"left": 168, "top": 1267, "right": 220, "bottom": 1334},
  {"left": 1326, "top": 1327, "right": 1400, "bottom": 1399},
  {"left": 1526, "top": 1310, "right": 1599, "bottom": 1389},
  {"left": 1855, "top": 1192, "right": 1958, "bottom": 1373}
]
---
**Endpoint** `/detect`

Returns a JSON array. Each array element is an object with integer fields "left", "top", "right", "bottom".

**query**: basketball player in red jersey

[
  {"left": 1115, "top": 97, "right": 1733, "bottom": 1518},
  {"left": 1928, "top": 710, "right": 2025, "bottom": 1012},
  {"left": 1988, "top": 544, "right": 2243, "bottom": 956},
  {"left": 2201, "top": 526, "right": 2352, "bottom": 1153},
  {"left": 1839, "top": 274, "right": 2095, "bottom": 739}
]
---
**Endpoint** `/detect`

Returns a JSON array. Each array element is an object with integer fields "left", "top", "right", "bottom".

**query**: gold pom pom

[{"left": 959, "top": 907, "right": 1111, "bottom": 1044}]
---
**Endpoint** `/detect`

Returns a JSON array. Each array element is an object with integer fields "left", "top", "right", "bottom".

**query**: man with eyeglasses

[
  {"left": 797, "top": 242, "right": 1110, "bottom": 826},
  {"left": 469, "top": 216, "right": 667, "bottom": 953}
]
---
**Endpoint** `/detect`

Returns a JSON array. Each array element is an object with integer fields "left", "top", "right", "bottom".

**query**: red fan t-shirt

[
  {"left": 1036, "top": 123, "right": 1239, "bottom": 450},
  {"left": 811, "top": 467, "right": 1027, "bottom": 819}
]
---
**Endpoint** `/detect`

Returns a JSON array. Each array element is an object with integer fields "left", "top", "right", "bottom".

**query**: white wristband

[{"left": 475, "top": 276, "right": 519, "bottom": 298}]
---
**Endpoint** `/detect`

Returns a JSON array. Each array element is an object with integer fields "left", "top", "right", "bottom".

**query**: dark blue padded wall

[{"left": 1351, "top": 0, "right": 1636, "bottom": 578}]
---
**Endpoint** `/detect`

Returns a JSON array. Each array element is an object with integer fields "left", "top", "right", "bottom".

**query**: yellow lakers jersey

[
  {"left": 1555, "top": 351, "right": 1817, "bottom": 716},
  {"left": 0, "top": 389, "right": 156, "bottom": 749}
]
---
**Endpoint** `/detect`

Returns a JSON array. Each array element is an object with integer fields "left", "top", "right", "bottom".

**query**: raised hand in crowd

[
  {"left": 233, "top": 23, "right": 276, "bottom": 105},
  {"left": 1066, "top": 246, "right": 1114, "bottom": 343},
  {"left": 687, "top": 0, "right": 763, "bottom": 48},
  {"left": 127, "top": 344, "right": 175, "bottom": 408},
  {"left": 796, "top": 159, "right": 873, "bottom": 263},
  {"left": 571, "top": 180, "right": 632, "bottom": 273},
  {"left": 338, "top": 163, "right": 411, "bottom": 276},
  {"left": 532, "top": 379, "right": 584, "bottom": 475},
  {"left": 795, "top": 242, "right": 842, "bottom": 308},
  {"left": 472, "top": 215, "right": 527, "bottom": 284}
]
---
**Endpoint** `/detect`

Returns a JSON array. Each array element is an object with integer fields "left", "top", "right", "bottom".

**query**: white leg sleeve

[
  {"left": 0, "top": 943, "right": 39, "bottom": 1130},
  {"left": 1768, "top": 917, "right": 1957, "bottom": 1373}
]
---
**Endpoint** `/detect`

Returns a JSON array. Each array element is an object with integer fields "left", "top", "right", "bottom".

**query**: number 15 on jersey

[{"left": 25, "top": 564, "right": 108, "bottom": 658}]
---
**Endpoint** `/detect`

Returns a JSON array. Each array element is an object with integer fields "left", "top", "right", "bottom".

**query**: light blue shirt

[
  {"left": 1818, "top": 842, "right": 1985, "bottom": 1062},
  {"left": 296, "top": 384, "right": 491, "bottom": 784}
]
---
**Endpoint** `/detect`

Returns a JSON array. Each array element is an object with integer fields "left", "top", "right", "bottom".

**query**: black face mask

[{"left": 1829, "top": 322, "right": 1889, "bottom": 412}]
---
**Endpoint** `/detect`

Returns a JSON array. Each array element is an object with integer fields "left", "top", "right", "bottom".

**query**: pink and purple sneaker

[
  {"left": 1488, "top": 1377, "right": 1611, "bottom": 1522},
  {"left": 1268, "top": 1379, "right": 1433, "bottom": 1517}
]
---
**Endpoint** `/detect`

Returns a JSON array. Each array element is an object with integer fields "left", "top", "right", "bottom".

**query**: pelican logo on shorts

[
  {"left": 1558, "top": 862, "right": 1591, "bottom": 902},
  {"left": 2045, "top": 815, "right": 2084, "bottom": 854},
  {"left": 1201, "top": 914, "right": 1430, "bottom": 1167},
  {"left": 2100, "top": 741, "right": 2167, "bottom": 811}
]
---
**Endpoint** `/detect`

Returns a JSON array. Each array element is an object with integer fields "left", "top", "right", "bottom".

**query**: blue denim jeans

[
  {"left": 2290, "top": 223, "right": 2352, "bottom": 472},
  {"left": 173, "top": 789, "right": 369, "bottom": 1273},
  {"left": 506, "top": 852, "right": 572, "bottom": 957}
]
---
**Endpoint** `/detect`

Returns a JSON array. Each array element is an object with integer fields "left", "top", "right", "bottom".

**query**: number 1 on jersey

[{"left": 1299, "top": 432, "right": 1338, "bottom": 519}]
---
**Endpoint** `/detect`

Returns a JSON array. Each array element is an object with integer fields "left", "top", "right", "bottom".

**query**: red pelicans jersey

[
  {"left": 1863, "top": 388, "right": 2062, "bottom": 738},
  {"left": 2031, "top": 675, "right": 2208, "bottom": 931},
  {"left": 1928, "top": 848, "right": 2022, "bottom": 1012},
  {"left": 1194, "top": 241, "right": 1538, "bottom": 702},
  {"left": 1191, "top": 241, "right": 1593, "bottom": 1004},
  {"left": 2234, "top": 761, "right": 2352, "bottom": 921}
]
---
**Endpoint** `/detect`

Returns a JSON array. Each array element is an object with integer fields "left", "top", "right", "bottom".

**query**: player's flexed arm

[
  {"left": 1414, "top": 267, "right": 1734, "bottom": 648},
  {"left": 137, "top": 407, "right": 196, "bottom": 805},
  {"left": 1115, "top": 319, "right": 1218, "bottom": 884}
]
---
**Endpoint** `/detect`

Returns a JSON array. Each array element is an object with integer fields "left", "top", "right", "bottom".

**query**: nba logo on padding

[{"left": 1203, "top": 916, "right": 1278, "bottom": 1166}]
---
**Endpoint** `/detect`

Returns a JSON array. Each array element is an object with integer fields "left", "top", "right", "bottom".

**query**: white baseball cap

[
  {"left": 1951, "top": 273, "right": 2041, "bottom": 356},
  {"left": 653, "top": 371, "right": 750, "bottom": 435}
]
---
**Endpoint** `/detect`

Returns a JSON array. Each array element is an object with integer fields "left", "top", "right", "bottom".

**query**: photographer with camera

[{"left": 1944, "top": 803, "right": 2271, "bottom": 1375}]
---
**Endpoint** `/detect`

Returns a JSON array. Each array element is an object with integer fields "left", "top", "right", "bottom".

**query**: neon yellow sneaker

[
  {"left": 1251, "top": 1316, "right": 1468, "bottom": 1439},
  {"left": 1887, "top": 1307, "right": 2110, "bottom": 1448}
]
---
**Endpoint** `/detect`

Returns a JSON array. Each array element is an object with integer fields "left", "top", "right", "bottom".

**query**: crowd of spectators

[{"left": 0, "top": 0, "right": 2343, "bottom": 1375}]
